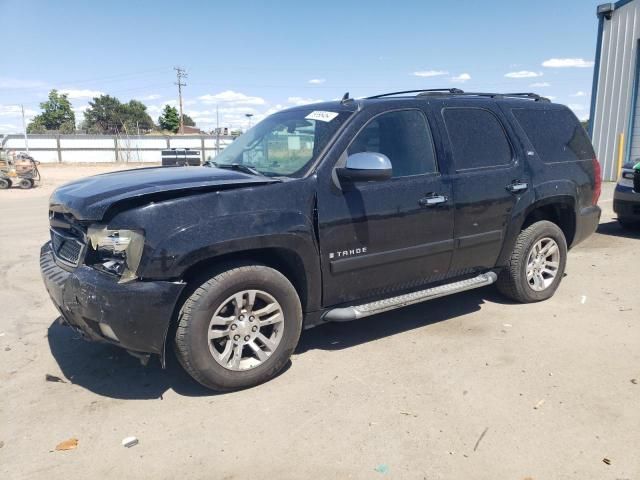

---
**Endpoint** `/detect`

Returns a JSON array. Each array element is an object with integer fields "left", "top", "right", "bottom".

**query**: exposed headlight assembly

[{"left": 87, "top": 225, "right": 145, "bottom": 282}]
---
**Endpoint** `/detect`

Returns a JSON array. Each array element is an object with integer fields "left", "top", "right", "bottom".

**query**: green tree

[
  {"left": 121, "top": 100, "right": 155, "bottom": 133},
  {"left": 27, "top": 90, "right": 76, "bottom": 133},
  {"left": 82, "top": 95, "right": 123, "bottom": 133},
  {"left": 82, "top": 95, "right": 156, "bottom": 134},
  {"left": 159, "top": 105, "right": 180, "bottom": 133},
  {"left": 181, "top": 114, "right": 195, "bottom": 127}
]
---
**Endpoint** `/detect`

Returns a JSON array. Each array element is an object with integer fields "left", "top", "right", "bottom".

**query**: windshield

[{"left": 211, "top": 108, "right": 352, "bottom": 177}]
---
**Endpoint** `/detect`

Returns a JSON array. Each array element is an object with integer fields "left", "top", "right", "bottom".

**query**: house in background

[{"left": 590, "top": 0, "right": 640, "bottom": 180}]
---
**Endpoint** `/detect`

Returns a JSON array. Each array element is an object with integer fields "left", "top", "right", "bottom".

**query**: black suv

[{"left": 41, "top": 89, "right": 601, "bottom": 391}]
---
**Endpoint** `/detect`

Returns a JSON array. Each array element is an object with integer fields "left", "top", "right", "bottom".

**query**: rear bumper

[
  {"left": 40, "top": 242, "right": 185, "bottom": 355},
  {"left": 613, "top": 185, "right": 640, "bottom": 220},
  {"left": 571, "top": 205, "right": 601, "bottom": 248}
]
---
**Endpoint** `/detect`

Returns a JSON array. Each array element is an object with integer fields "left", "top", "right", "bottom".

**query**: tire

[
  {"left": 175, "top": 265, "right": 302, "bottom": 391},
  {"left": 0, "top": 178, "right": 11, "bottom": 189},
  {"left": 497, "top": 220, "right": 568, "bottom": 303},
  {"left": 618, "top": 218, "right": 640, "bottom": 230},
  {"left": 18, "top": 178, "right": 33, "bottom": 189}
]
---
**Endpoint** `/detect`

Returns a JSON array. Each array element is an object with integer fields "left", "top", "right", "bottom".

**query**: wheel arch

[{"left": 497, "top": 195, "right": 577, "bottom": 266}]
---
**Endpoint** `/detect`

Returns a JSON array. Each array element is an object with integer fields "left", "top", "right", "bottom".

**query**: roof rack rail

[
  {"left": 365, "top": 89, "right": 550, "bottom": 102},
  {"left": 366, "top": 88, "right": 464, "bottom": 99}
]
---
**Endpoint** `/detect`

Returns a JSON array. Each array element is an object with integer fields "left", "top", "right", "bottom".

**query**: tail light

[{"left": 592, "top": 157, "right": 602, "bottom": 205}]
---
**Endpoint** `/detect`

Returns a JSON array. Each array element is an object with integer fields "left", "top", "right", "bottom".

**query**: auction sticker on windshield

[{"left": 305, "top": 111, "right": 339, "bottom": 122}]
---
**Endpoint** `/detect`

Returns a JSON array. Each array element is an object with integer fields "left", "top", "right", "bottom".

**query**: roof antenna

[{"left": 340, "top": 92, "right": 353, "bottom": 104}]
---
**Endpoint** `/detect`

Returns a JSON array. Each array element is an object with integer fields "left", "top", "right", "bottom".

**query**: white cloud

[
  {"left": 199, "top": 90, "right": 266, "bottom": 105},
  {"left": 308, "top": 79, "right": 326, "bottom": 84},
  {"left": 451, "top": 73, "right": 471, "bottom": 83},
  {"left": 142, "top": 94, "right": 161, "bottom": 100},
  {"left": 0, "top": 123, "right": 19, "bottom": 133},
  {"left": 0, "top": 77, "right": 46, "bottom": 89},
  {"left": 571, "top": 91, "right": 587, "bottom": 97},
  {"left": 287, "top": 97, "right": 323, "bottom": 106},
  {"left": 60, "top": 89, "right": 103, "bottom": 99},
  {"left": 72, "top": 104, "right": 90, "bottom": 113},
  {"left": 568, "top": 104, "right": 586, "bottom": 111},
  {"left": 530, "top": 82, "right": 551, "bottom": 87},
  {"left": 413, "top": 70, "right": 448, "bottom": 77},
  {"left": 147, "top": 100, "right": 178, "bottom": 116},
  {"left": 0, "top": 105, "right": 37, "bottom": 117},
  {"left": 542, "top": 58, "right": 594, "bottom": 68},
  {"left": 505, "top": 71, "right": 543, "bottom": 78}
]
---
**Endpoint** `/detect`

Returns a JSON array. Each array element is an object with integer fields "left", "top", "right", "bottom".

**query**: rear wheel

[
  {"left": 497, "top": 220, "right": 568, "bottom": 303},
  {"left": 0, "top": 178, "right": 11, "bottom": 189},
  {"left": 174, "top": 265, "right": 302, "bottom": 391},
  {"left": 18, "top": 178, "right": 34, "bottom": 189}
]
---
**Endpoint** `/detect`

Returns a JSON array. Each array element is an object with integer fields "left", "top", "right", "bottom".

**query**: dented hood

[{"left": 49, "top": 166, "right": 279, "bottom": 220}]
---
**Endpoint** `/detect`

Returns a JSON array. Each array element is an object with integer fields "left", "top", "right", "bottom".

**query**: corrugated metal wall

[{"left": 592, "top": 0, "right": 640, "bottom": 180}]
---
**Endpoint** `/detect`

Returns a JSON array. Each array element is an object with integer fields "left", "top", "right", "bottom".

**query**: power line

[{"left": 174, "top": 67, "right": 187, "bottom": 134}]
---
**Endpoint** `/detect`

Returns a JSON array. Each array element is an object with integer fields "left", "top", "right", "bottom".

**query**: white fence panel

[
  {"left": 63, "top": 150, "right": 116, "bottom": 163},
  {"left": 169, "top": 137, "right": 202, "bottom": 149},
  {"left": 60, "top": 138, "right": 114, "bottom": 149}
]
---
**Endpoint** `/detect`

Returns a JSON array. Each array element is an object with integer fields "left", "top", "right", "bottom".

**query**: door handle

[
  {"left": 419, "top": 194, "right": 448, "bottom": 207},
  {"left": 506, "top": 181, "right": 528, "bottom": 193}
]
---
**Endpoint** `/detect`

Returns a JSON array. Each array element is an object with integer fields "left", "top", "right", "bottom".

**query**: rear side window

[
  {"left": 512, "top": 108, "right": 594, "bottom": 163},
  {"left": 347, "top": 110, "right": 437, "bottom": 177},
  {"left": 443, "top": 108, "right": 513, "bottom": 170}
]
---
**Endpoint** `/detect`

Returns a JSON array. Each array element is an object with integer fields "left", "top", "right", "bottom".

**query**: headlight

[{"left": 87, "top": 225, "right": 145, "bottom": 282}]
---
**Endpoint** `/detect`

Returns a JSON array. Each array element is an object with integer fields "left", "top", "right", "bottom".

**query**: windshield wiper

[{"left": 213, "top": 162, "right": 264, "bottom": 176}]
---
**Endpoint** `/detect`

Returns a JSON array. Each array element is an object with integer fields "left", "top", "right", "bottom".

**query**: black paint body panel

[{"left": 40, "top": 95, "right": 602, "bottom": 357}]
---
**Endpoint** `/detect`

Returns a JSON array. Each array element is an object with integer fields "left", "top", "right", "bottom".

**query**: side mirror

[{"left": 336, "top": 152, "right": 392, "bottom": 182}]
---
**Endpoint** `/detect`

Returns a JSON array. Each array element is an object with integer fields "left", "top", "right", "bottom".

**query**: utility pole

[
  {"left": 174, "top": 67, "right": 187, "bottom": 134},
  {"left": 215, "top": 104, "right": 220, "bottom": 154},
  {"left": 20, "top": 105, "right": 30, "bottom": 153}
]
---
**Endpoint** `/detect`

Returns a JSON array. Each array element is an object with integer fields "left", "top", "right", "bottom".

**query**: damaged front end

[{"left": 42, "top": 231, "right": 184, "bottom": 361}]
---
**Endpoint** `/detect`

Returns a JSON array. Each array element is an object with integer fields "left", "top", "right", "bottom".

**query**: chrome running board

[{"left": 323, "top": 272, "right": 497, "bottom": 322}]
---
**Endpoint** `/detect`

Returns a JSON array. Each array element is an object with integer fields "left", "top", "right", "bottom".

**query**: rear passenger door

[{"left": 439, "top": 102, "right": 528, "bottom": 274}]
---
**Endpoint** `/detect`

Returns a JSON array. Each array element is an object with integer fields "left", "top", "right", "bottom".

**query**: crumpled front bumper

[{"left": 40, "top": 242, "right": 185, "bottom": 355}]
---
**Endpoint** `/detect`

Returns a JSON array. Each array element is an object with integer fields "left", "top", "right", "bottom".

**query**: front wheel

[
  {"left": 174, "top": 265, "right": 302, "bottom": 391},
  {"left": 497, "top": 220, "right": 568, "bottom": 303},
  {"left": 0, "top": 178, "right": 11, "bottom": 189}
]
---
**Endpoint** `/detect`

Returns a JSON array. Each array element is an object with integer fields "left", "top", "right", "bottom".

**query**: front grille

[
  {"left": 50, "top": 228, "right": 85, "bottom": 267},
  {"left": 634, "top": 170, "right": 640, "bottom": 193}
]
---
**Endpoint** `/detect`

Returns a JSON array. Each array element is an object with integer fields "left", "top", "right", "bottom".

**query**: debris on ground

[
  {"left": 55, "top": 438, "right": 78, "bottom": 451},
  {"left": 580, "top": 295, "right": 587, "bottom": 304},
  {"left": 374, "top": 464, "right": 389, "bottom": 474},
  {"left": 399, "top": 411, "right": 418, "bottom": 417},
  {"left": 45, "top": 374, "right": 66, "bottom": 383},
  {"left": 631, "top": 379, "right": 638, "bottom": 385},
  {"left": 0, "top": 441, "right": 4, "bottom": 448},
  {"left": 619, "top": 306, "right": 632, "bottom": 312},
  {"left": 533, "top": 399, "right": 545, "bottom": 410},
  {"left": 122, "top": 436, "right": 139, "bottom": 448},
  {"left": 503, "top": 323, "right": 512, "bottom": 328},
  {"left": 473, "top": 427, "right": 489, "bottom": 452},
  {"left": 602, "top": 457, "right": 611, "bottom": 465}
]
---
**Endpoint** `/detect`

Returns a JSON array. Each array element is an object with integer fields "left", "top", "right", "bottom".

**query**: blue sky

[{"left": 0, "top": 0, "right": 603, "bottom": 133}]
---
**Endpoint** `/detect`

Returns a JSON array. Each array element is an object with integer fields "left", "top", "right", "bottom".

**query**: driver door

[{"left": 316, "top": 108, "right": 455, "bottom": 306}]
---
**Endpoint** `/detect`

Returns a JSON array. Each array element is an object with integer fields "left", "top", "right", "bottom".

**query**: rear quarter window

[{"left": 512, "top": 108, "right": 594, "bottom": 163}]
